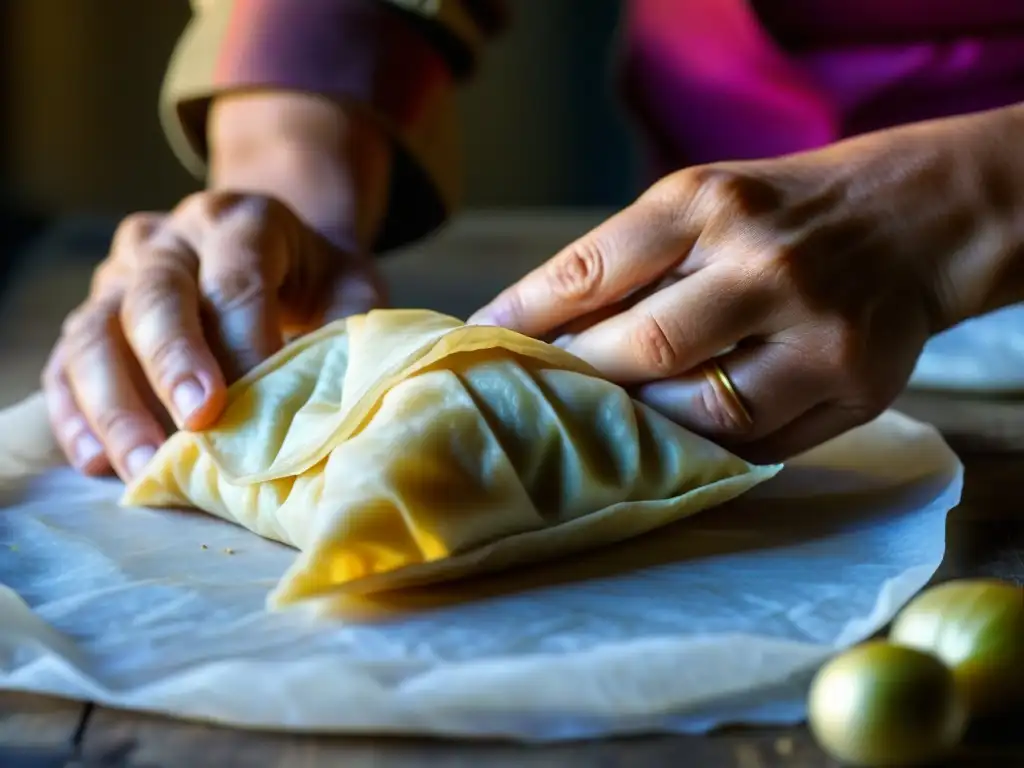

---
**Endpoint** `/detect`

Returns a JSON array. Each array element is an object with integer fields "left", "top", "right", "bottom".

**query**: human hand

[
  {"left": 469, "top": 130, "right": 985, "bottom": 463},
  {"left": 44, "top": 90, "right": 394, "bottom": 481},
  {"left": 43, "top": 192, "right": 385, "bottom": 480}
]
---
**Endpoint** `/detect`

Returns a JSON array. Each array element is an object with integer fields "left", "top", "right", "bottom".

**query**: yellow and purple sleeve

[{"left": 160, "top": 0, "right": 506, "bottom": 250}]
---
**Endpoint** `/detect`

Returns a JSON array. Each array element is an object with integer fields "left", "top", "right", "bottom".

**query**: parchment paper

[
  {"left": 911, "top": 303, "right": 1024, "bottom": 393},
  {"left": 0, "top": 393, "right": 960, "bottom": 741}
]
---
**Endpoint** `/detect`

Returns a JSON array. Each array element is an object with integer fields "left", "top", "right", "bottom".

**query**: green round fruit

[
  {"left": 808, "top": 641, "right": 967, "bottom": 767},
  {"left": 889, "top": 579, "right": 1024, "bottom": 716}
]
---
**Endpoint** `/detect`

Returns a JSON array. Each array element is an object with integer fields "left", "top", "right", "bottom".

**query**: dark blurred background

[{"left": 0, "top": 0, "right": 638, "bottom": 283}]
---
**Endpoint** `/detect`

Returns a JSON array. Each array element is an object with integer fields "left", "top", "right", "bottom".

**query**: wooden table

[{"left": 1, "top": 212, "right": 1022, "bottom": 767}]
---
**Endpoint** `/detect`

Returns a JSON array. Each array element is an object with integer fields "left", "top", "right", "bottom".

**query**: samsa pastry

[{"left": 123, "top": 309, "right": 781, "bottom": 607}]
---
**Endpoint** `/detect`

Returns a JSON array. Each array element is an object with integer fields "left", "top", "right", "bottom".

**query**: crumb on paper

[
  {"left": 774, "top": 737, "right": 794, "bottom": 756},
  {"left": 223, "top": 547, "right": 235, "bottom": 555}
]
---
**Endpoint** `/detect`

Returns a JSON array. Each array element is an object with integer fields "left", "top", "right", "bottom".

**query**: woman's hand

[
  {"left": 471, "top": 112, "right": 1023, "bottom": 463},
  {"left": 44, "top": 92, "right": 392, "bottom": 480}
]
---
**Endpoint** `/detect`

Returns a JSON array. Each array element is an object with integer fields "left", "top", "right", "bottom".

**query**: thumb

[{"left": 468, "top": 184, "right": 706, "bottom": 337}]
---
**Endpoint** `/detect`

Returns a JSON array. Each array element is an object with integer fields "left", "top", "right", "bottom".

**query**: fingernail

[
  {"left": 172, "top": 378, "right": 206, "bottom": 422},
  {"left": 468, "top": 307, "right": 499, "bottom": 326},
  {"left": 125, "top": 445, "right": 157, "bottom": 478},
  {"left": 73, "top": 433, "right": 103, "bottom": 467}
]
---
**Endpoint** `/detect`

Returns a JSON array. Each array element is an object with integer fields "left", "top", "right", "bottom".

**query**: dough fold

[{"left": 123, "top": 309, "right": 780, "bottom": 606}]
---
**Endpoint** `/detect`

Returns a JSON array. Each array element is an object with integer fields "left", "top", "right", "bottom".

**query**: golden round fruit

[
  {"left": 889, "top": 579, "right": 1024, "bottom": 716},
  {"left": 808, "top": 641, "right": 967, "bottom": 767}
]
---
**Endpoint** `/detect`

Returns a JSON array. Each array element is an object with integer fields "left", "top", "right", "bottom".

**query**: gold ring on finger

[{"left": 702, "top": 358, "right": 754, "bottom": 430}]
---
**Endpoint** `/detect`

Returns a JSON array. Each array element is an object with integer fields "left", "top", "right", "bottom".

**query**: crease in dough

[{"left": 122, "top": 309, "right": 781, "bottom": 608}]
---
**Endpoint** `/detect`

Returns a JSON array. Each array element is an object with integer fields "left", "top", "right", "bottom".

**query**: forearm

[
  {"left": 869, "top": 102, "right": 1024, "bottom": 328},
  {"left": 938, "top": 102, "right": 1024, "bottom": 323},
  {"left": 208, "top": 91, "right": 392, "bottom": 254},
  {"left": 161, "top": 0, "right": 500, "bottom": 253},
  {"left": 804, "top": 101, "right": 1024, "bottom": 331}
]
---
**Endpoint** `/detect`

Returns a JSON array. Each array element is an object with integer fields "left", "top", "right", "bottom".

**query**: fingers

[
  {"left": 42, "top": 347, "right": 109, "bottom": 475},
  {"left": 636, "top": 338, "right": 833, "bottom": 448},
  {"left": 117, "top": 216, "right": 227, "bottom": 431},
  {"left": 121, "top": 194, "right": 297, "bottom": 428},
  {"left": 468, "top": 197, "right": 700, "bottom": 337},
  {"left": 561, "top": 265, "right": 776, "bottom": 383},
  {"left": 56, "top": 301, "right": 166, "bottom": 480},
  {"left": 191, "top": 195, "right": 290, "bottom": 382},
  {"left": 52, "top": 190, "right": 374, "bottom": 481}
]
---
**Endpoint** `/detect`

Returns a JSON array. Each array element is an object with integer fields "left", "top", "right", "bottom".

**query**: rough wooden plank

[
  {"left": 0, "top": 692, "right": 85, "bottom": 768},
  {"left": 74, "top": 701, "right": 1024, "bottom": 767},
  {"left": 79, "top": 710, "right": 831, "bottom": 768}
]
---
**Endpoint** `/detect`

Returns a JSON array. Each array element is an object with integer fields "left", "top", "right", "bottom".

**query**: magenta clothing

[
  {"left": 621, "top": 0, "right": 1024, "bottom": 177},
  {"left": 173, "top": 0, "right": 1024, "bottom": 248}
]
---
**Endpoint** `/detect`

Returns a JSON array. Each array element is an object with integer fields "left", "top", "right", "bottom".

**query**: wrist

[
  {"left": 922, "top": 104, "right": 1024, "bottom": 328},
  {"left": 207, "top": 90, "right": 393, "bottom": 253}
]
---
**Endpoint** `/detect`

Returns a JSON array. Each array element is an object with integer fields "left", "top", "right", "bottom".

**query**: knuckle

[
  {"left": 124, "top": 265, "right": 191, "bottom": 313},
  {"left": 630, "top": 313, "right": 681, "bottom": 376},
  {"left": 639, "top": 170, "right": 691, "bottom": 207},
  {"left": 141, "top": 333, "right": 195, "bottom": 381},
  {"left": 548, "top": 240, "right": 606, "bottom": 302},
  {"left": 175, "top": 190, "right": 221, "bottom": 220},
  {"left": 177, "top": 189, "right": 277, "bottom": 227},
  {"left": 203, "top": 268, "right": 268, "bottom": 313},
  {"left": 115, "top": 212, "right": 164, "bottom": 245},
  {"left": 93, "top": 407, "right": 148, "bottom": 447},
  {"left": 689, "top": 165, "right": 735, "bottom": 194},
  {"left": 639, "top": 167, "right": 718, "bottom": 222},
  {"left": 689, "top": 165, "right": 783, "bottom": 220},
  {"left": 173, "top": 192, "right": 228, "bottom": 241},
  {"left": 89, "top": 257, "right": 128, "bottom": 295},
  {"left": 691, "top": 167, "right": 741, "bottom": 205},
  {"left": 110, "top": 213, "right": 169, "bottom": 272},
  {"left": 60, "top": 304, "right": 116, "bottom": 349}
]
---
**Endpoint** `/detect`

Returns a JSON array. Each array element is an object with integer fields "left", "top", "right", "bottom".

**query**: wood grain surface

[
  {"left": 0, "top": 693, "right": 86, "bottom": 767},
  {"left": 1, "top": 213, "right": 1022, "bottom": 767}
]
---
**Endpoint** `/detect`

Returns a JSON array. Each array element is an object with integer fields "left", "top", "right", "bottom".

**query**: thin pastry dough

[{"left": 123, "top": 310, "right": 780, "bottom": 607}]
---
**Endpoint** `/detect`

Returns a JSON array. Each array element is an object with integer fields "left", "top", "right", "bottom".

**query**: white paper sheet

[
  {"left": 910, "top": 303, "right": 1024, "bottom": 392},
  {"left": 0, "top": 393, "right": 960, "bottom": 741}
]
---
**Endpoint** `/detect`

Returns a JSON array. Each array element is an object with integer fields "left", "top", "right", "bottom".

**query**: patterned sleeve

[{"left": 160, "top": 0, "right": 507, "bottom": 251}]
